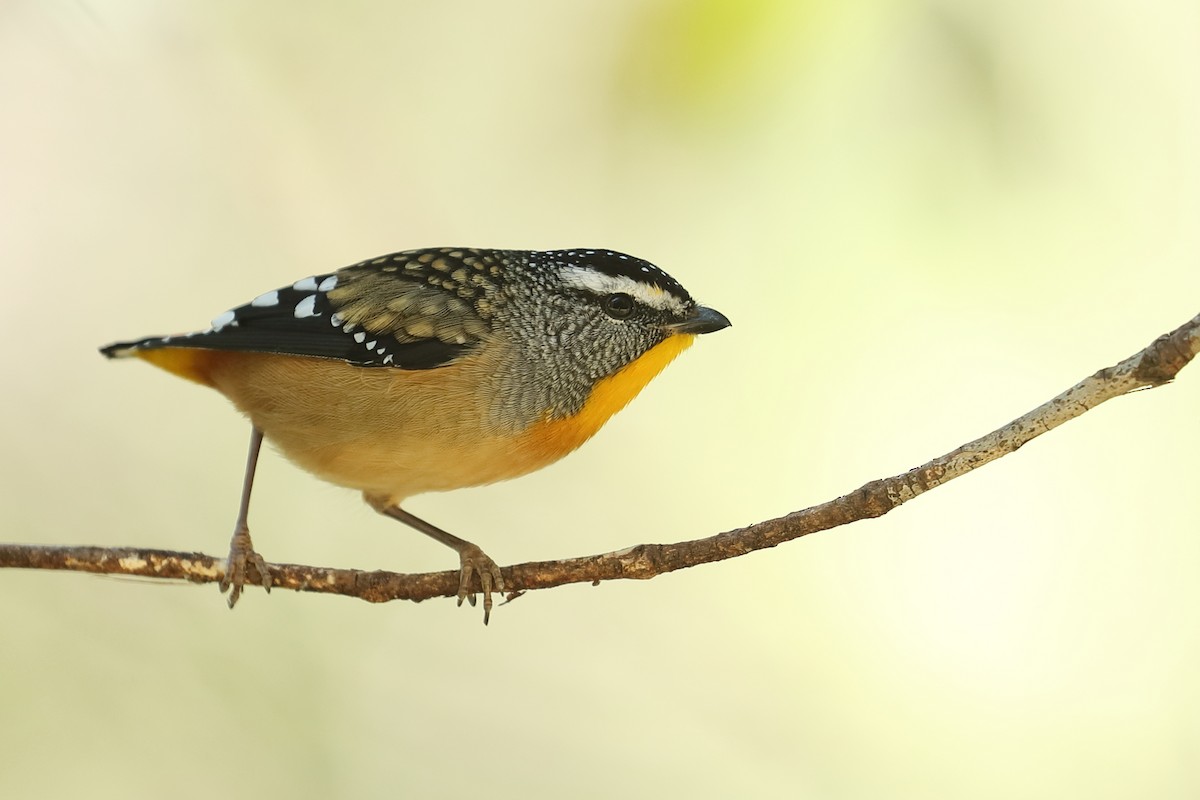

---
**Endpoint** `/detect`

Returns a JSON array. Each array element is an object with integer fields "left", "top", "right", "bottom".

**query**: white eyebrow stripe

[{"left": 558, "top": 266, "right": 687, "bottom": 314}]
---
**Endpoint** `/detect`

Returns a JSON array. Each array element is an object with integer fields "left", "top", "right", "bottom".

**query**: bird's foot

[
  {"left": 455, "top": 543, "right": 505, "bottom": 625},
  {"left": 219, "top": 525, "right": 272, "bottom": 608}
]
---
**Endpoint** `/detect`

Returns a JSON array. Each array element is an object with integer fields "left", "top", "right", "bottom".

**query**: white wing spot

[
  {"left": 293, "top": 276, "right": 318, "bottom": 291},
  {"left": 354, "top": 331, "right": 366, "bottom": 343},
  {"left": 294, "top": 295, "right": 319, "bottom": 318},
  {"left": 318, "top": 275, "right": 338, "bottom": 292},
  {"left": 210, "top": 310, "right": 236, "bottom": 330},
  {"left": 250, "top": 290, "right": 279, "bottom": 307},
  {"left": 365, "top": 340, "right": 377, "bottom": 349},
  {"left": 329, "top": 312, "right": 344, "bottom": 326}
]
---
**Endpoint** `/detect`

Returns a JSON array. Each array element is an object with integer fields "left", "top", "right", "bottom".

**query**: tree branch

[{"left": 3, "top": 312, "right": 1198, "bottom": 606}]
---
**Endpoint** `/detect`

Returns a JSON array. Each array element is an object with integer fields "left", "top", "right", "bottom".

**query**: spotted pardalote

[{"left": 102, "top": 247, "right": 730, "bottom": 621}]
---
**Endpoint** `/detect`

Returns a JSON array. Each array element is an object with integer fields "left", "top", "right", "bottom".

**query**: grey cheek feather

[{"left": 482, "top": 284, "right": 660, "bottom": 432}]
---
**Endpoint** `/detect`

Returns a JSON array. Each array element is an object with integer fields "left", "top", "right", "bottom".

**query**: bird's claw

[
  {"left": 219, "top": 526, "right": 272, "bottom": 608},
  {"left": 454, "top": 543, "right": 505, "bottom": 624}
]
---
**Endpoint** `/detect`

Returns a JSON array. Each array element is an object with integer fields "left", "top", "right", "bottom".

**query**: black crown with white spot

[{"left": 536, "top": 249, "right": 692, "bottom": 304}]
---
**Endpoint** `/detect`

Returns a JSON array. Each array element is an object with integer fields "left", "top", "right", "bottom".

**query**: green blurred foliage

[{"left": 617, "top": 0, "right": 804, "bottom": 115}]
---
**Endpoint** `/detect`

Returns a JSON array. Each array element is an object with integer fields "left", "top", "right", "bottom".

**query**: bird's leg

[
  {"left": 219, "top": 426, "right": 272, "bottom": 607},
  {"left": 365, "top": 495, "right": 505, "bottom": 624}
]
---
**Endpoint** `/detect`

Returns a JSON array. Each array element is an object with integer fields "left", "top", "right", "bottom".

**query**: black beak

[{"left": 668, "top": 305, "right": 731, "bottom": 335}]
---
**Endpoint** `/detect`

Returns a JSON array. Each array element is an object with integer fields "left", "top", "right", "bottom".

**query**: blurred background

[{"left": 2, "top": 1, "right": 1198, "bottom": 797}]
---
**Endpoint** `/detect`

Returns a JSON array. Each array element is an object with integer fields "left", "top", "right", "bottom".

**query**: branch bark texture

[{"left": 3, "top": 312, "right": 1198, "bottom": 606}]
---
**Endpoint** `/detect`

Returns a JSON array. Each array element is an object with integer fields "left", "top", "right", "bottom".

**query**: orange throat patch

[{"left": 521, "top": 333, "right": 696, "bottom": 461}]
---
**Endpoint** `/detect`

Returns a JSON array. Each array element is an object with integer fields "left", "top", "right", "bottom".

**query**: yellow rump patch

[{"left": 134, "top": 348, "right": 219, "bottom": 387}]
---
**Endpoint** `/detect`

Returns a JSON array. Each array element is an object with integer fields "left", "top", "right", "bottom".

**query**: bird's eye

[{"left": 601, "top": 293, "right": 635, "bottom": 319}]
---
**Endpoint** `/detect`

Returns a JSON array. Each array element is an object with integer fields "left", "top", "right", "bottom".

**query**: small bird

[{"left": 101, "top": 247, "right": 729, "bottom": 621}]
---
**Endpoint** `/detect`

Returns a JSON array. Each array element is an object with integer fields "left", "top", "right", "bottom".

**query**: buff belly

[{"left": 135, "top": 332, "right": 695, "bottom": 503}]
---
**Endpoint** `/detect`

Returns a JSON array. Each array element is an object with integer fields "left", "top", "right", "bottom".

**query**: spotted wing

[{"left": 101, "top": 249, "right": 504, "bottom": 370}]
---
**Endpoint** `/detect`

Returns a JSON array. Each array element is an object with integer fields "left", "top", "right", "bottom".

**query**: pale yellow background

[{"left": 2, "top": 2, "right": 1198, "bottom": 798}]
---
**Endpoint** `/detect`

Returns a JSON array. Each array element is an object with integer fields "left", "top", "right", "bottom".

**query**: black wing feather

[{"left": 101, "top": 271, "right": 470, "bottom": 370}]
